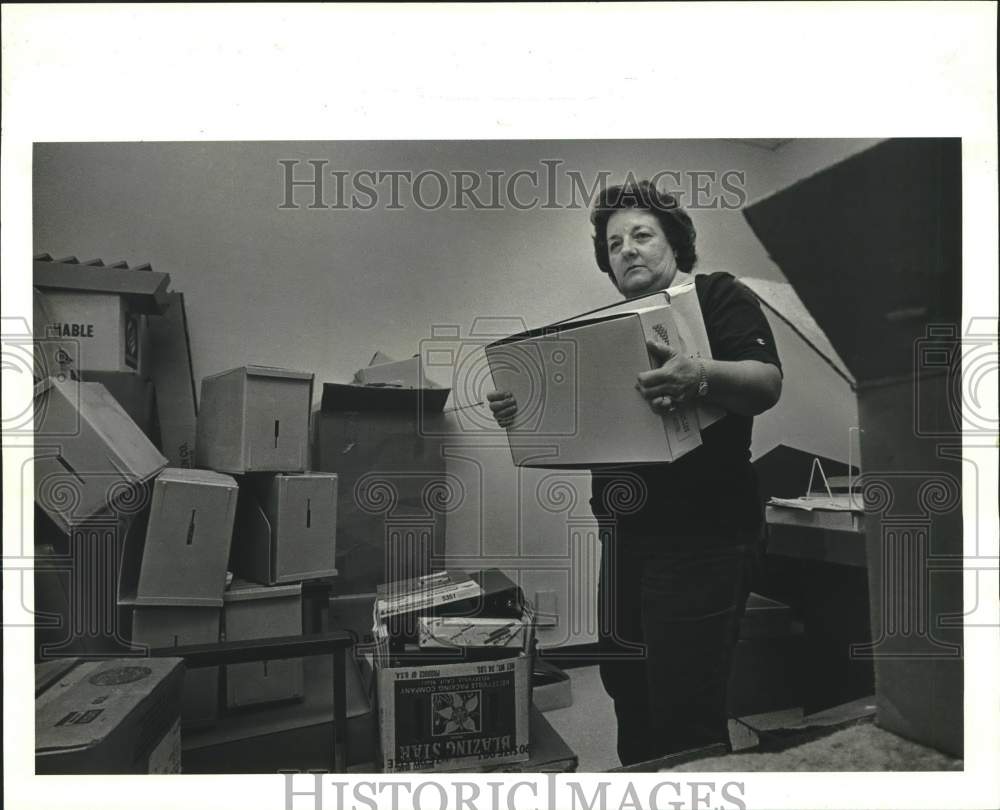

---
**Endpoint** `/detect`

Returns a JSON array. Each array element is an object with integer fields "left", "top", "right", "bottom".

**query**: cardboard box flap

[
  {"left": 320, "top": 382, "right": 450, "bottom": 413},
  {"left": 244, "top": 365, "right": 314, "bottom": 382},
  {"left": 33, "top": 261, "right": 172, "bottom": 315},
  {"left": 224, "top": 580, "right": 302, "bottom": 602},
  {"left": 742, "top": 139, "right": 961, "bottom": 382},
  {"left": 368, "top": 351, "right": 397, "bottom": 366},
  {"left": 156, "top": 468, "right": 239, "bottom": 488},
  {"left": 486, "top": 311, "right": 637, "bottom": 348}
]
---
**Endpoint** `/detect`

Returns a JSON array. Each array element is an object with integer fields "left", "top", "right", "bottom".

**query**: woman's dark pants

[{"left": 597, "top": 531, "right": 757, "bottom": 766}]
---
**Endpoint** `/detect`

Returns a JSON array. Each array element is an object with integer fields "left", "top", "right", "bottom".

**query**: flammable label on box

[{"left": 379, "top": 657, "right": 530, "bottom": 772}]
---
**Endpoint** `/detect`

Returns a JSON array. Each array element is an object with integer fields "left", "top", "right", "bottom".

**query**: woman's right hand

[{"left": 487, "top": 390, "right": 518, "bottom": 428}]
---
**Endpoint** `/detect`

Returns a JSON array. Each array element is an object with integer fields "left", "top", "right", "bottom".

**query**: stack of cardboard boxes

[
  {"left": 32, "top": 256, "right": 185, "bottom": 660},
  {"left": 32, "top": 255, "right": 205, "bottom": 773},
  {"left": 190, "top": 365, "right": 339, "bottom": 716}
]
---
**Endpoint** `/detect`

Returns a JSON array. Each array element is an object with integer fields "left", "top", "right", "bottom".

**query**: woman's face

[{"left": 606, "top": 208, "right": 678, "bottom": 299}]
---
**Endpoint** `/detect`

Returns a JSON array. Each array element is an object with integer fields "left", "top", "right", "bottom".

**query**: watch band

[{"left": 696, "top": 360, "right": 709, "bottom": 398}]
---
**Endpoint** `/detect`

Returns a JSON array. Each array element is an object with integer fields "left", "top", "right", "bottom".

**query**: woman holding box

[{"left": 488, "top": 179, "right": 782, "bottom": 766}]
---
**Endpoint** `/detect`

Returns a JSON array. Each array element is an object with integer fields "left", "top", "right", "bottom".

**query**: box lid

[
  {"left": 245, "top": 365, "right": 314, "bottom": 381},
  {"left": 320, "top": 382, "right": 450, "bottom": 412},
  {"left": 202, "top": 365, "right": 314, "bottom": 383},
  {"left": 156, "top": 467, "right": 239, "bottom": 489},
  {"left": 224, "top": 579, "right": 302, "bottom": 602},
  {"left": 33, "top": 261, "right": 172, "bottom": 315}
]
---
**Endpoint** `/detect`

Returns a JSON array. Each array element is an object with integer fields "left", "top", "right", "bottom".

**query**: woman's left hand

[{"left": 637, "top": 339, "right": 700, "bottom": 412}]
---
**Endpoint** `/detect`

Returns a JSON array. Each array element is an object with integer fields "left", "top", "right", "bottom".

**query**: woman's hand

[
  {"left": 487, "top": 390, "right": 519, "bottom": 428},
  {"left": 638, "top": 339, "right": 782, "bottom": 417},
  {"left": 637, "top": 340, "right": 700, "bottom": 413}
]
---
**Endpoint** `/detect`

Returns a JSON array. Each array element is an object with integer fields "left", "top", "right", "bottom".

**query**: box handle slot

[
  {"left": 274, "top": 419, "right": 280, "bottom": 448},
  {"left": 186, "top": 510, "right": 196, "bottom": 546},
  {"left": 306, "top": 498, "right": 312, "bottom": 528}
]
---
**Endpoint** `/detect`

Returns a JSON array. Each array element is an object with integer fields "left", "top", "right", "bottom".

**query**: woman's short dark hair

[{"left": 590, "top": 179, "right": 697, "bottom": 280}]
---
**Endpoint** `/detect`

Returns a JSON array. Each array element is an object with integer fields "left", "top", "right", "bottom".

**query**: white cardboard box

[
  {"left": 558, "top": 281, "right": 725, "bottom": 432},
  {"left": 485, "top": 302, "right": 703, "bottom": 467},
  {"left": 33, "top": 378, "right": 168, "bottom": 533},
  {"left": 196, "top": 366, "right": 313, "bottom": 473},
  {"left": 231, "top": 472, "right": 339, "bottom": 585}
]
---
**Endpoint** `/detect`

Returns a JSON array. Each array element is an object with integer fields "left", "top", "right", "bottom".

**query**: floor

[{"left": 540, "top": 665, "right": 621, "bottom": 771}]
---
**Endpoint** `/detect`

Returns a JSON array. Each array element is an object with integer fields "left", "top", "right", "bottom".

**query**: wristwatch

[{"left": 696, "top": 360, "right": 709, "bottom": 398}]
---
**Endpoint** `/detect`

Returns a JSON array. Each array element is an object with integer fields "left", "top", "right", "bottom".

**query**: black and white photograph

[{"left": 2, "top": 5, "right": 997, "bottom": 810}]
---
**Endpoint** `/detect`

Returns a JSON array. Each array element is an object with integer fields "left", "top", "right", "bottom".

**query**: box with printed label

[
  {"left": 485, "top": 301, "right": 704, "bottom": 467},
  {"left": 33, "top": 259, "right": 172, "bottom": 375},
  {"left": 373, "top": 602, "right": 534, "bottom": 773},
  {"left": 197, "top": 366, "right": 313, "bottom": 473},
  {"left": 375, "top": 648, "right": 532, "bottom": 773},
  {"left": 35, "top": 656, "right": 184, "bottom": 774}
]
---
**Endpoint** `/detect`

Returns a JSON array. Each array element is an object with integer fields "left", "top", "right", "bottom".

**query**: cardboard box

[
  {"left": 33, "top": 259, "right": 171, "bottom": 376},
  {"left": 33, "top": 378, "right": 168, "bottom": 534},
  {"left": 223, "top": 580, "right": 304, "bottom": 709},
  {"left": 79, "top": 370, "right": 159, "bottom": 443},
  {"left": 374, "top": 617, "right": 532, "bottom": 772},
  {"left": 231, "top": 473, "right": 338, "bottom": 585},
  {"left": 118, "top": 468, "right": 238, "bottom": 607},
  {"left": 197, "top": 366, "right": 313, "bottom": 473},
  {"left": 147, "top": 291, "right": 198, "bottom": 468},
  {"left": 130, "top": 606, "right": 221, "bottom": 727},
  {"left": 485, "top": 304, "right": 702, "bottom": 467},
  {"left": 311, "top": 409, "right": 446, "bottom": 593},
  {"left": 35, "top": 656, "right": 184, "bottom": 774},
  {"left": 558, "top": 281, "right": 725, "bottom": 432}
]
